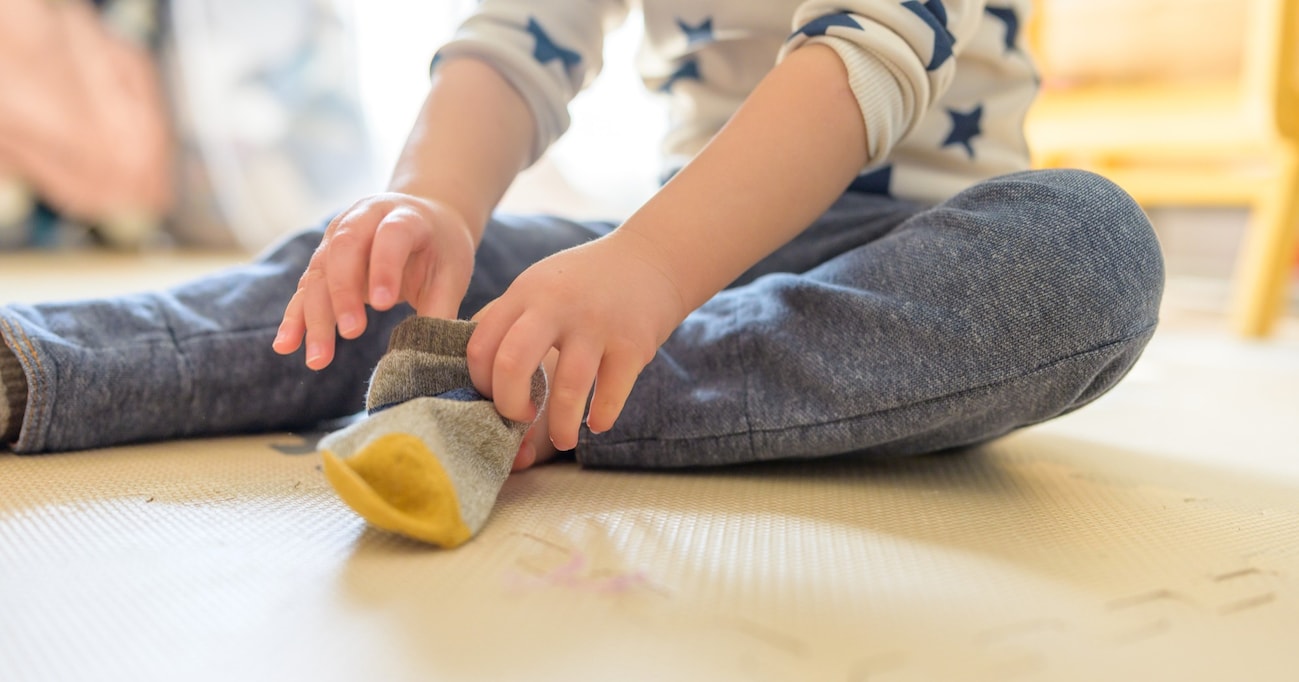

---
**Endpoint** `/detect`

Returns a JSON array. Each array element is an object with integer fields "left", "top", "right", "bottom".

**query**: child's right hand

[{"left": 273, "top": 192, "right": 477, "bottom": 370}]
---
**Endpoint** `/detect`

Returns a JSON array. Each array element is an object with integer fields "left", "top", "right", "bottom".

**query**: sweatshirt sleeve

[
  {"left": 780, "top": 0, "right": 987, "bottom": 164},
  {"left": 433, "top": 0, "right": 631, "bottom": 165}
]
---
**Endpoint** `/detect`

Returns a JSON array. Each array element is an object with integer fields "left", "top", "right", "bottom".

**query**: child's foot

[{"left": 514, "top": 416, "right": 561, "bottom": 471}]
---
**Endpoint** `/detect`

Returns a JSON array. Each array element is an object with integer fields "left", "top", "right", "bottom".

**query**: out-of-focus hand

[
  {"left": 274, "top": 193, "right": 477, "bottom": 369},
  {"left": 467, "top": 230, "right": 688, "bottom": 450},
  {"left": 0, "top": 0, "right": 172, "bottom": 221}
]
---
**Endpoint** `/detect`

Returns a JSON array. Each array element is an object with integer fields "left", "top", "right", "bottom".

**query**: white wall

[{"left": 349, "top": 1, "right": 665, "bottom": 221}]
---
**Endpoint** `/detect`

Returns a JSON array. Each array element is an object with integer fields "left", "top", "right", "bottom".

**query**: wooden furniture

[{"left": 1025, "top": 0, "right": 1298, "bottom": 337}]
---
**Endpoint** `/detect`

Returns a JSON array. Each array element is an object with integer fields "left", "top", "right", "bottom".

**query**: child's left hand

[{"left": 467, "top": 230, "right": 688, "bottom": 450}]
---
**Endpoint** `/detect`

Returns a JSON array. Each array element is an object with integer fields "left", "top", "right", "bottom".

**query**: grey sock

[
  {"left": 366, "top": 315, "right": 478, "bottom": 412},
  {"left": 318, "top": 316, "right": 547, "bottom": 547},
  {"left": 0, "top": 340, "right": 26, "bottom": 444}
]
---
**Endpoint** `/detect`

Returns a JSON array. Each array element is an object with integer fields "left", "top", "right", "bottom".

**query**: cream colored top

[{"left": 436, "top": 0, "right": 1037, "bottom": 203}]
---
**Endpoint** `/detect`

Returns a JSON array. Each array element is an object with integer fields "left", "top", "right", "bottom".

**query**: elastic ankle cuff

[
  {"left": 0, "top": 341, "right": 27, "bottom": 443},
  {"left": 386, "top": 316, "right": 476, "bottom": 357}
]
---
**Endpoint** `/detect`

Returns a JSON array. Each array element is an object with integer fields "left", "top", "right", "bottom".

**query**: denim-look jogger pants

[{"left": 0, "top": 169, "right": 1164, "bottom": 466}]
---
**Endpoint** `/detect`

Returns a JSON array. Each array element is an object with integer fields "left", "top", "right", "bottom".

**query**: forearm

[
  {"left": 617, "top": 44, "right": 870, "bottom": 313},
  {"left": 387, "top": 57, "right": 535, "bottom": 246}
]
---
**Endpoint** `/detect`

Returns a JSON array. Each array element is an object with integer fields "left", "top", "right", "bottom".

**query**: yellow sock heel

[
  {"left": 316, "top": 317, "right": 547, "bottom": 549},
  {"left": 321, "top": 433, "right": 472, "bottom": 548}
]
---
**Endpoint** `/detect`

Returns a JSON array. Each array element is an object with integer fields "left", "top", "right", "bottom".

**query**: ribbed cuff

[
  {"left": 370, "top": 316, "right": 547, "bottom": 419},
  {"left": 386, "top": 316, "right": 476, "bottom": 356},
  {"left": 810, "top": 34, "right": 913, "bottom": 163},
  {"left": 368, "top": 316, "right": 479, "bottom": 412},
  {"left": 0, "top": 340, "right": 27, "bottom": 443}
]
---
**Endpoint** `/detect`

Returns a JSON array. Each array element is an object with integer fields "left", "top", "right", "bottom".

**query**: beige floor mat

[
  {"left": 1, "top": 253, "right": 1298, "bottom": 681},
  {"left": 3, "top": 426, "right": 1298, "bottom": 681}
]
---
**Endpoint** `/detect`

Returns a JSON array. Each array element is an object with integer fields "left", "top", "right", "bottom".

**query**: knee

[{"left": 959, "top": 168, "right": 1165, "bottom": 343}]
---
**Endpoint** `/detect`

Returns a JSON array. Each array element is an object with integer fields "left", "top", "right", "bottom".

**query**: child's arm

[
  {"left": 274, "top": 57, "right": 536, "bottom": 369},
  {"left": 468, "top": 44, "right": 869, "bottom": 449},
  {"left": 617, "top": 43, "right": 870, "bottom": 314}
]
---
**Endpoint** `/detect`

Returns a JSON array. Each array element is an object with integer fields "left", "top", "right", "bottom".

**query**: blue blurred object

[{"left": 166, "top": 0, "right": 375, "bottom": 251}]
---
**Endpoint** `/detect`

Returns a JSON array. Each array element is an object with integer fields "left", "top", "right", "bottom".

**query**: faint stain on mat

[{"left": 506, "top": 531, "right": 668, "bottom": 596}]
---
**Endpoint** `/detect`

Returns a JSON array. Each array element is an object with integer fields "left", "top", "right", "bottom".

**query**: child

[{"left": 0, "top": 1, "right": 1163, "bottom": 546}]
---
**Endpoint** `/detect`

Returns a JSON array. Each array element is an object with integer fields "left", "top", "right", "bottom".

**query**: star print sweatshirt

[{"left": 434, "top": 0, "right": 1036, "bottom": 204}]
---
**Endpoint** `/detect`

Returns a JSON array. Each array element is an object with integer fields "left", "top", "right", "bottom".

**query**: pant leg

[
  {"left": 578, "top": 169, "right": 1165, "bottom": 468},
  {"left": 0, "top": 225, "right": 375, "bottom": 452},
  {"left": 0, "top": 212, "right": 612, "bottom": 454}
]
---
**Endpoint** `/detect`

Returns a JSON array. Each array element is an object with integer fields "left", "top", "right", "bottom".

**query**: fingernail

[
  {"left": 306, "top": 343, "right": 324, "bottom": 365},
  {"left": 372, "top": 287, "right": 392, "bottom": 306},
  {"left": 338, "top": 313, "right": 357, "bottom": 334}
]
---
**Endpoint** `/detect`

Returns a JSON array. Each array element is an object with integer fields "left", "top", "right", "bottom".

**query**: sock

[
  {"left": 0, "top": 339, "right": 27, "bottom": 444},
  {"left": 318, "top": 316, "right": 547, "bottom": 548}
]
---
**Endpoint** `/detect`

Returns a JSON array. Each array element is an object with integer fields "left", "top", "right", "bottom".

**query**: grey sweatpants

[{"left": 0, "top": 169, "right": 1163, "bottom": 466}]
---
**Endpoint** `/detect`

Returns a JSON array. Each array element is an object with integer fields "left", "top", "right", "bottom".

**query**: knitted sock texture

[
  {"left": 319, "top": 316, "right": 546, "bottom": 547},
  {"left": 0, "top": 339, "right": 26, "bottom": 443},
  {"left": 365, "top": 315, "right": 480, "bottom": 414}
]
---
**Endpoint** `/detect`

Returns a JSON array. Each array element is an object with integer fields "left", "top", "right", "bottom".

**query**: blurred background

[
  {"left": 0, "top": 0, "right": 1293, "bottom": 336},
  {"left": 0, "top": 0, "right": 662, "bottom": 254}
]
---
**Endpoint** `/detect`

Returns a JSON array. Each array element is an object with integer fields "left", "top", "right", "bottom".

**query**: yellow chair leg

[{"left": 1231, "top": 146, "right": 1299, "bottom": 338}]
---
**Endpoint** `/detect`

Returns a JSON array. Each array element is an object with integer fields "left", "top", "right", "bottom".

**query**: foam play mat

[{"left": 2, "top": 424, "right": 1297, "bottom": 681}]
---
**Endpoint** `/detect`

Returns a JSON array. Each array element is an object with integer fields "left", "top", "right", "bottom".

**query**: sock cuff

[
  {"left": 368, "top": 315, "right": 548, "bottom": 424},
  {"left": 386, "top": 316, "right": 476, "bottom": 357},
  {"left": 0, "top": 340, "right": 27, "bottom": 443}
]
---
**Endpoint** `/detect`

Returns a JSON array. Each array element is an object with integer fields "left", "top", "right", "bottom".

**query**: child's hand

[
  {"left": 274, "top": 193, "right": 476, "bottom": 369},
  {"left": 467, "top": 231, "right": 688, "bottom": 450}
]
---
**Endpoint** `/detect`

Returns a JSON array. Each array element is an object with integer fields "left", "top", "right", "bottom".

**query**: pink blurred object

[{"left": 0, "top": 0, "right": 171, "bottom": 232}]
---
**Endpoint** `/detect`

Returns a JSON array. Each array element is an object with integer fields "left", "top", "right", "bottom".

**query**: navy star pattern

[
  {"left": 901, "top": 0, "right": 955, "bottom": 71},
  {"left": 526, "top": 17, "right": 581, "bottom": 69},
  {"left": 790, "top": 12, "right": 861, "bottom": 40},
  {"left": 923, "top": 0, "right": 949, "bottom": 26},
  {"left": 847, "top": 166, "right": 893, "bottom": 196},
  {"left": 659, "top": 58, "right": 702, "bottom": 93},
  {"left": 677, "top": 17, "right": 714, "bottom": 46},
  {"left": 942, "top": 105, "right": 983, "bottom": 158},
  {"left": 984, "top": 6, "right": 1020, "bottom": 53}
]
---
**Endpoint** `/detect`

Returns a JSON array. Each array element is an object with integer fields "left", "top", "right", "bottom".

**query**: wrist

[
  {"left": 384, "top": 185, "right": 486, "bottom": 250},
  {"left": 605, "top": 226, "right": 693, "bottom": 328}
]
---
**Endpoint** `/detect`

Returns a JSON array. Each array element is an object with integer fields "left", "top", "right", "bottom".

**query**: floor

[{"left": 0, "top": 245, "right": 1297, "bottom": 682}]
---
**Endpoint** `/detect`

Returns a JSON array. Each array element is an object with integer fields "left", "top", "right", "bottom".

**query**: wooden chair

[{"left": 1025, "top": 0, "right": 1298, "bottom": 337}]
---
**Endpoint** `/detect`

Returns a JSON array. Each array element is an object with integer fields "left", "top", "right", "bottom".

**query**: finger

[
  {"left": 325, "top": 212, "right": 378, "bottom": 339},
  {"left": 585, "top": 344, "right": 646, "bottom": 433},
  {"left": 546, "top": 339, "right": 600, "bottom": 451},
  {"left": 299, "top": 268, "right": 339, "bottom": 370},
  {"left": 368, "top": 208, "right": 423, "bottom": 311},
  {"left": 272, "top": 289, "right": 308, "bottom": 354},
  {"left": 489, "top": 312, "right": 554, "bottom": 423},
  {"left": 465, "top": 299, "right": 516, "bottom": 397}
]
